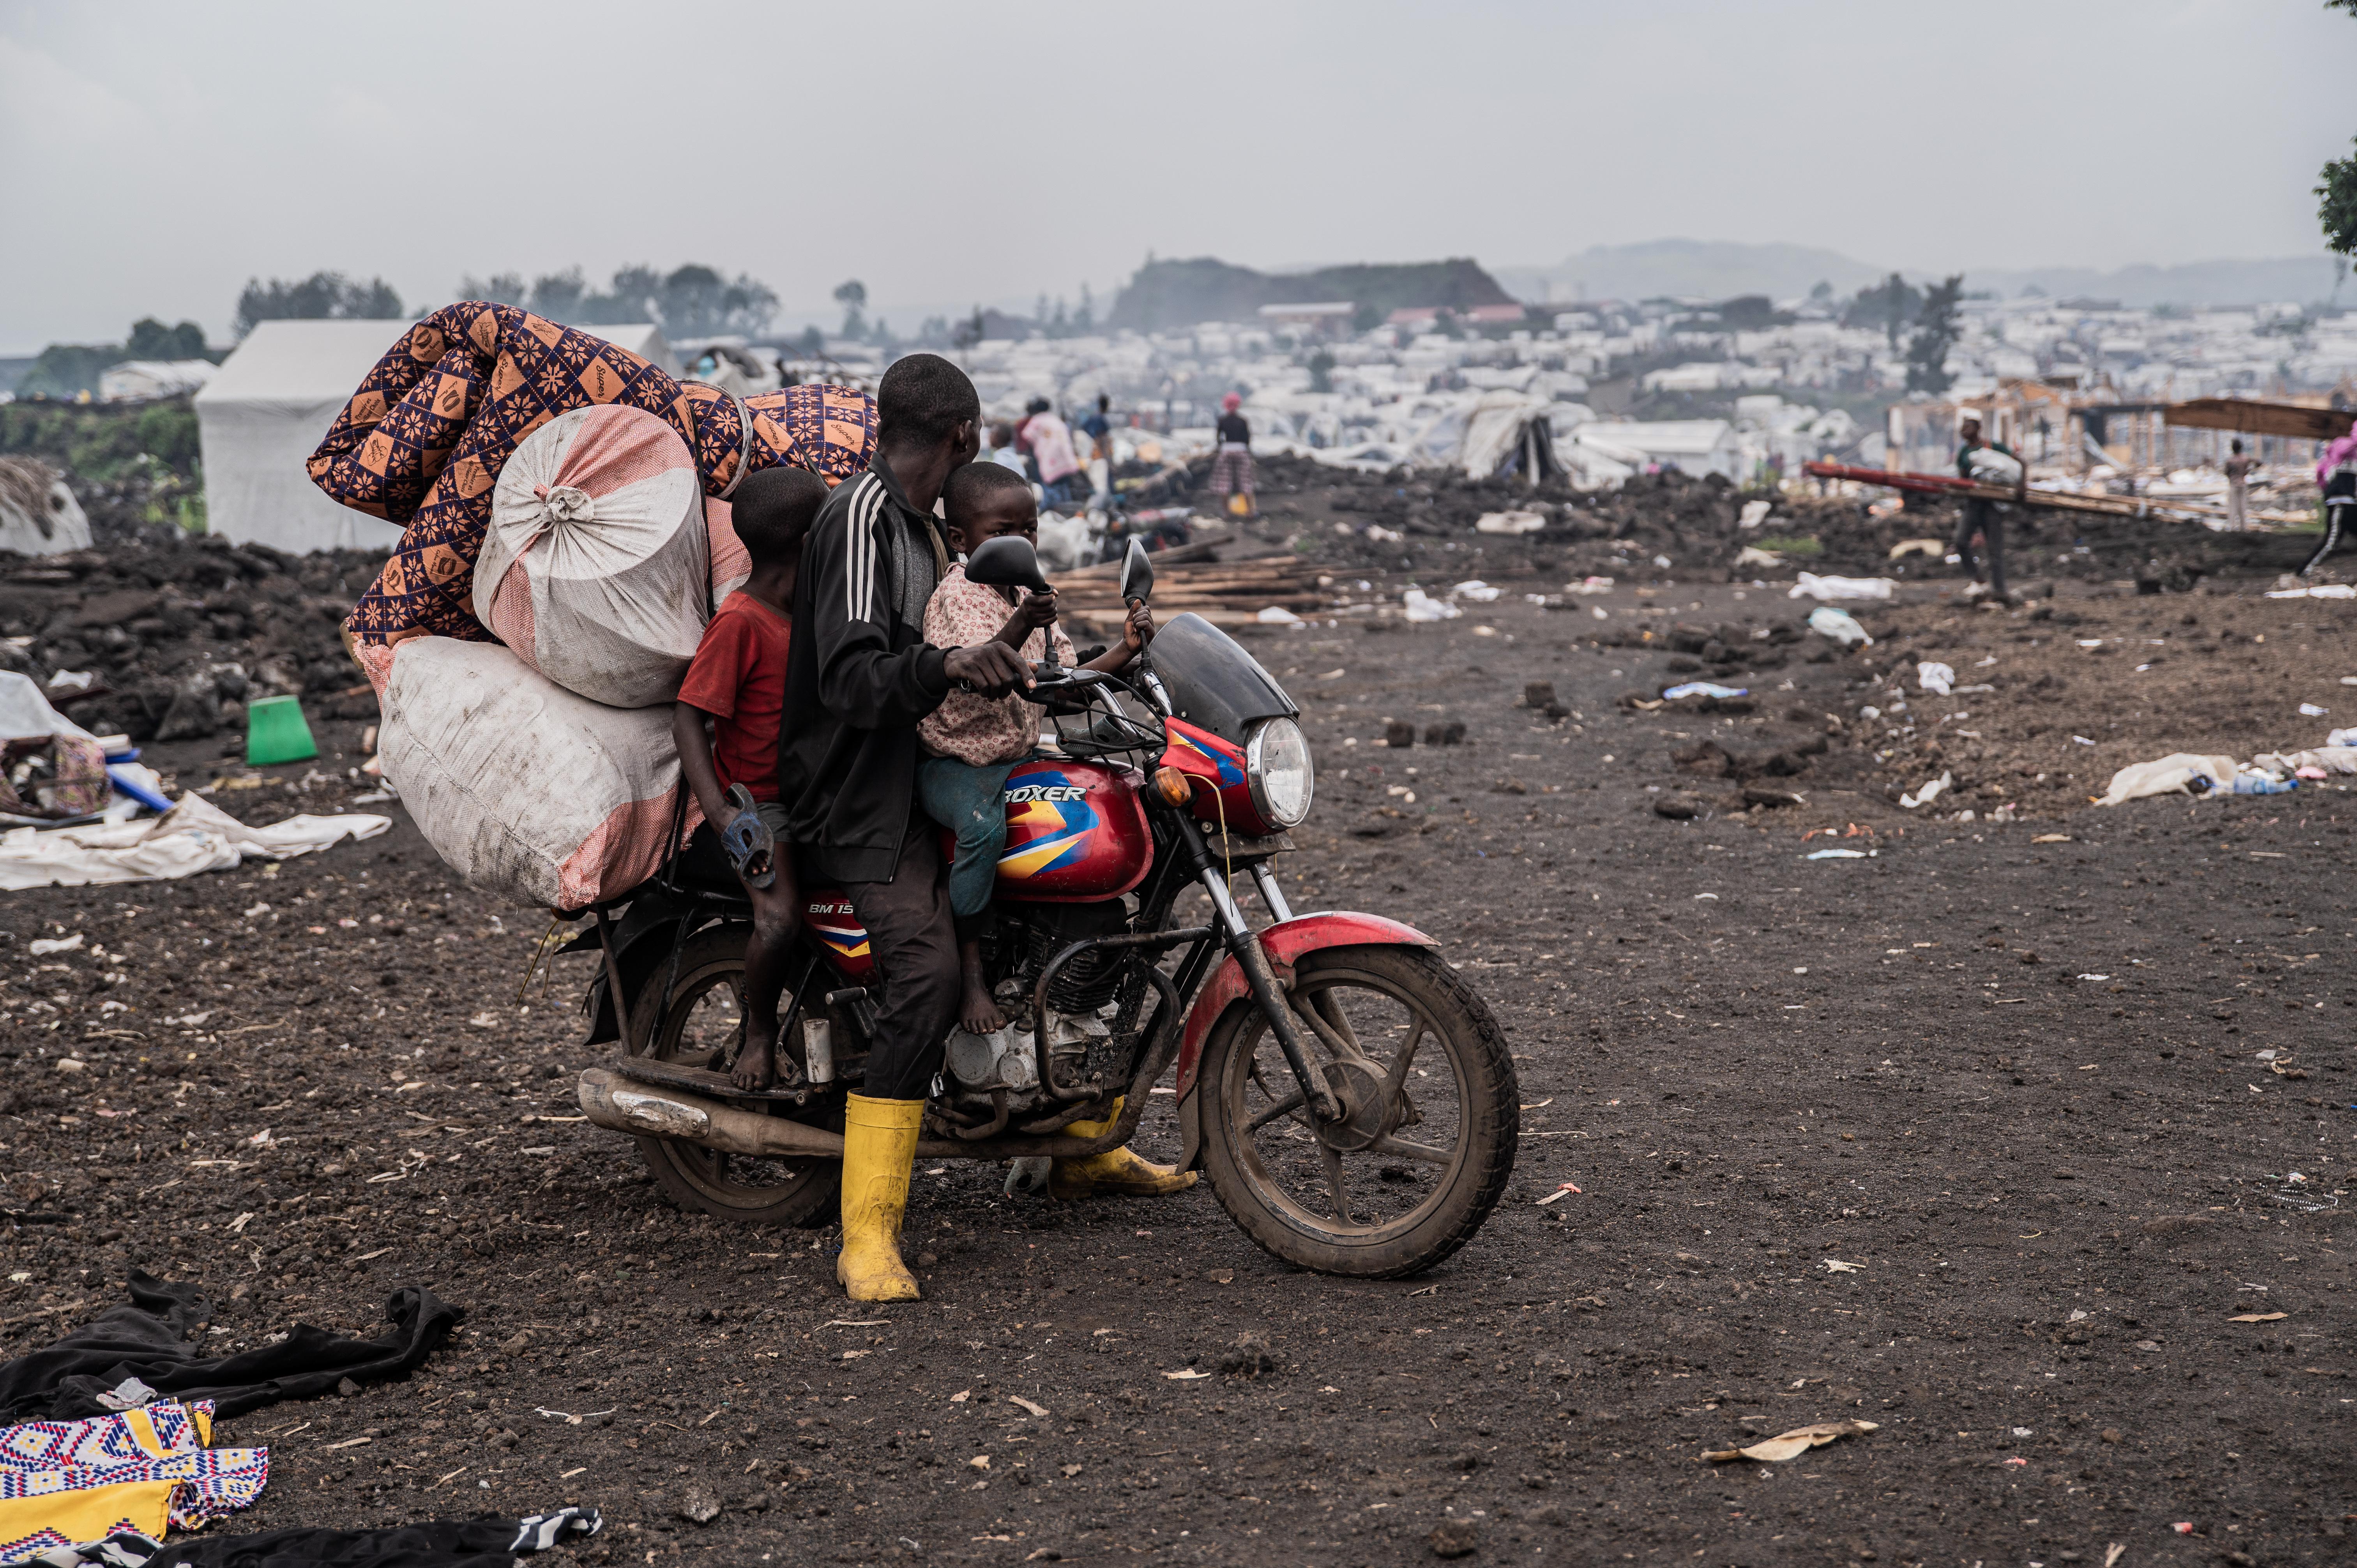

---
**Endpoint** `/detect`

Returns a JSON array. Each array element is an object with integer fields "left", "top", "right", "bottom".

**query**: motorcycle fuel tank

[{"left": 991, "top": 758, "right": 1151, "bottom": 902}]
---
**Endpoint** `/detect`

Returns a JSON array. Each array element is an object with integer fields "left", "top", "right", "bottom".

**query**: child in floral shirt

[{"left": 918, "top": 461, "right": 1152, "bottom": 1033}]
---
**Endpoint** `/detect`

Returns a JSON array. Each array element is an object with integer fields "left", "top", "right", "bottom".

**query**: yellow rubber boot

[
  {"left": 1050, "top": 1097, "right": 1198, "bottom": 1201},
  {"left": 837, "top": 1094, "right": 922, "bottom": 1301}
]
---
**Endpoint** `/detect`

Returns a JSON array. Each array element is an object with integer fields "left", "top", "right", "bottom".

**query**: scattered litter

[
  {"left": 1804, "top": 848, "right": 1870, "bottom": 860},
  {"left": 1565, "top": 576, "right": 1614, "bottom": 595},
  {"left": 1007, "top": 1396, "right": 1049, "bottom": 1418},
  {"left": 2031, "top": 833, "right": 2071, "bottom": 844},
  {"left": 1474, "top": 511, "right": 1547, "bottom": 536},
  {"left": 1401, "top": 588, "right": 1460, "bottom": 623},
  {"left": 1789, "top": 572, "right": 1896, "bottom": 602},
  {"left": 2173, "top": 1522, "right": 2195, "bottom": 1534},
  {"left": 1701, "top": 1419, "right": 1877, "bottom": 1464},
  {"left": 2072, "top": 735, "right": 2097, "bottom": 746},
  {"left": 2297, "top": 702, "right": 2329, "bottom": 718},
  {"left": 2265, "top": 583, "right": 2355, "bottom": 598},
  {"left": 1254, "top": 606, "right": 1304, "bottom": 625},
  {"left": 1823, "top": 1259, "right": 1863, "bottom": 1274},
  {"left": 1161, "top": 1369, "right": 1211, "bottom": 1381},
  {"left": 1804, "top": 606, "right": 1872, "bottom": 646},
  {"left": 1916, "top": 662, "right": 1955, "bottom": 697},
  {"left": 28, "top": 933, "right": 84, "bottom": 955},
  {"left": 534, "top": 1406, "right": 616, "bottom": 1425},
  {"left": 2103, "top": 1545, "right": 2126, "bottom": 1568},
  {"left": 1899, "top": 771, "right": 1952, "bottom": 809},
  {"left": 1887, "top": 537, "right": 1945, "bottom": 559},
  {"left": 1661, "top": 682, "right": 1748, "bottom": 701},
  {"left": 2227, "top": 1312, "right": 2288, "bottom": 1323},
  {"left": 1535, "top": 1183, "right": 1583, "bottom": 1205},
  {"left": 2077, "top": 974, "right": 2110, "bottom": 982},
  {"left": 2095, "top": 753, "right": 2236, "bottom": 806},
  {"left": 1738, "top": 499, "right": 1774, "bottom": 530},
  {"left": 1452, "top": 580, "right": 1502, "bottom": 602},
  {"left": 1734, "top": 546, "right": 1786, "bottom": 569}
]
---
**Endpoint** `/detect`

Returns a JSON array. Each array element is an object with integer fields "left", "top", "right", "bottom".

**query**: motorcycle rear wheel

[
  {"left": 624, "top": 925, "right": 841, "bottom": 1228},
  {"left": 1198, "top": 944, "right": 1516, "bottom": 1278}
]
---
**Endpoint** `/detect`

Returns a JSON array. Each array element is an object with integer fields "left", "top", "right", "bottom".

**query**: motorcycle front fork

[{"left": 1172, "top": 815, "right": 1338, "bottom": 1122}]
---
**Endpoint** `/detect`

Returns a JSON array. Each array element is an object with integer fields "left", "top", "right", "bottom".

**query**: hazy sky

[{"left": 3, "top": 0, "right": 2351, "bottom": 351}]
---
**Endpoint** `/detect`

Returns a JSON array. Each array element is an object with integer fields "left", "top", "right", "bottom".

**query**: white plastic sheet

[
  {"left": 1790, "top": 573, "right": 1897, "bottom": 602},
  {"left": 0, "top": 792, "right": 388, "bottom": 891}
]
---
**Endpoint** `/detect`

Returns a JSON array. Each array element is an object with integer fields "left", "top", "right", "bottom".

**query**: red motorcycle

[{"left": 573, "top": 539, "right": 1518, "bottom": 1277}]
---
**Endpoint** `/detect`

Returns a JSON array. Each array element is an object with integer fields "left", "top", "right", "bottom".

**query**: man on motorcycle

[{"left": 779, "top": 354, "right": 1190, "bottom": 1304}]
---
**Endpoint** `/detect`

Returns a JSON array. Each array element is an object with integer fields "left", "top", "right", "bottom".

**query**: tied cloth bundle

[{"left": 311, "top": 301, "right": 876, "bottom": 655}]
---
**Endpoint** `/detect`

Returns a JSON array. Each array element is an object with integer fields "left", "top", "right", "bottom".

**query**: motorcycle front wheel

[
  {"left": 624, "top": 925, "right": 842, "bottom": 1228},
  {"left": 1198, "top": 944, "right": 1517, "bottom": 1278}
]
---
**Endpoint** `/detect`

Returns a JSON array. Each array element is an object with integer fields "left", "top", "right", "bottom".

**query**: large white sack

[
  {"left": 478, "top": 404, "right": 711, "bottom": 708},
  {"left": 379, "top": 637, "right": 685, "bottom": 909}
]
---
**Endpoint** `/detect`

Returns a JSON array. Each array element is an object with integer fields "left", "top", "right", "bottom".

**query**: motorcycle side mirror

[
  {"left": 1119, "top": 537, "right": 1154, "bottom": 606},
  {"left": 966, "top": 534, "right": 1052, "bottom": 594}
]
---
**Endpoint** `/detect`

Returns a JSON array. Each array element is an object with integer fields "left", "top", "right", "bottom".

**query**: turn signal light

[{"left": 1151, "top": 766, "right": 1193, "bottom": 806}]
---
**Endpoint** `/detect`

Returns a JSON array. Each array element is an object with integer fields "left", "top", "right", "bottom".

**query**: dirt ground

[{"left": 3, "top": 572, "right": 2353, "bottom": 1568}]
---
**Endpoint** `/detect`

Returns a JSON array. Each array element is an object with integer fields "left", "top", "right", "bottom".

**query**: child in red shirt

[{"left": 675, "top": 467, "right": 830, "bottom": 1090}]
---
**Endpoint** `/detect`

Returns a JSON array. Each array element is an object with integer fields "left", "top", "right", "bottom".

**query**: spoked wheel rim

[
  {"left": 636, "top": 953, "right": 834, "bottom": 1219},
  {"left": 1216, "top": 959, "right": 1473, "bottom": 1246}
]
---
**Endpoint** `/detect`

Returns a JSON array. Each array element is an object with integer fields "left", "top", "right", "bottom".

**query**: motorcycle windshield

[{"left": 1148, "top": 612, "right": 1299, "bottom": 745}]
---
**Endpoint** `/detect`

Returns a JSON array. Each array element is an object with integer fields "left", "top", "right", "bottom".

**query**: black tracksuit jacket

[{"left": 778, "top": 458, "right": 953, "bottom": 884}]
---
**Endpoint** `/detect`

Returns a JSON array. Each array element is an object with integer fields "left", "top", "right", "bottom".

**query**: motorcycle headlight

[{"left": 1244, "top": 716, "right": 1314, "bottom": 830}]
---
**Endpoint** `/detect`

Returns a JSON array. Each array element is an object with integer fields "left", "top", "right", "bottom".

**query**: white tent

[{"left": 196, "top": 320, "right": 678, "bottom": 555}]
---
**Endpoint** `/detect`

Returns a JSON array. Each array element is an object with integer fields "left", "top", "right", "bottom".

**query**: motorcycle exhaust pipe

[{"left": 577, "top": 1067, "right": 846, "bottom": 1158}]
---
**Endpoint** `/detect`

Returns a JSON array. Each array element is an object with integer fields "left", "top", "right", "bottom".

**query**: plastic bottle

[{"left": 2232, "top": 772, "right": 2297, "bottom": 795}]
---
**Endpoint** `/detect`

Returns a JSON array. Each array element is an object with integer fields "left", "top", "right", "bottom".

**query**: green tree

[
  {"left": 1844, "top": 272, "right": 1922, "bottom": 351},
  {"left": 1904, "top": 274, "right": 1966, "bottom": 395},
  {"left": 835, "top": 279, "right": 868, "bottom": 340},
  {"left": 232, "top": 272, "right": 404, "bottom": 337},
  {"left": 1307, "top": 348, "right": 1336, "bottom": 395},
  {"left": 125, "top": 318, "right": 208, "bottom": 360}
]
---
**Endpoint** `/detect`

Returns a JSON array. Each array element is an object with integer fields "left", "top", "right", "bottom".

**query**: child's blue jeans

[{"left": 917, "top": 754, "right": 1019, "bottom": 942}]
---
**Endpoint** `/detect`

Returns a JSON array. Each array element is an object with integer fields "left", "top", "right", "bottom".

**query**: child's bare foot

[
  {"left": 959, "top": 972, "right": 1005, "bottom": 1037},
  {"left": 731, "top": 1029, "right": 776, "bottom": 1091}
]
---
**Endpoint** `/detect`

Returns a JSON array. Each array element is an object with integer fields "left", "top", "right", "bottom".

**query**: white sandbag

[
  {"left": 1964, "top": 446, "right": 2023, "bottom": 486},
  {"left": 2096, "top": 752, "right": 2239, "bottom": 807},
  {"left": 378, "top": 637, "right": 684, "bottom": 909},
  {"left": 478, "top": 405, "right": 711, "bottom": 708}
]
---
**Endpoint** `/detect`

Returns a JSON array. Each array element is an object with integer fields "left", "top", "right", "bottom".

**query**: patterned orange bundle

[{"left": 311, "top": 301, "right": 875, "bottom": 648}]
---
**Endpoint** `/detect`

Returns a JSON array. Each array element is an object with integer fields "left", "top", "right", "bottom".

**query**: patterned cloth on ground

[
  {"left": 6, "top": 1504, "right": 598, "bottom": 1568},
  {"left": 309, "top": 301, "right": 876, "bottom": 648},
  {"left": 0, "top": 1400, "right": 265, "bottom": 1564}
]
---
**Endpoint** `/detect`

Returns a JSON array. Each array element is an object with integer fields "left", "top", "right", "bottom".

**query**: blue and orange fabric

[
  {"left": 0, "top": 1399, "right": 265, "bottom": 1562},
  {"left": 311, "top": 302, "right": 877, "bottom": 647}
]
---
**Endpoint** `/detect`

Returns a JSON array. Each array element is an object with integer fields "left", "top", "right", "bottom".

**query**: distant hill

[
  {"left": 1108, "top": 257, "right": 1513, "bottom": 332},
  {"left": 1498, "top": 238, "right": 2348, "bottom": 309}
]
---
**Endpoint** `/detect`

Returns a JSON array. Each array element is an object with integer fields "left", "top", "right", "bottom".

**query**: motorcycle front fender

[{"left": 1173, "top": 911, "right": 1439, "bottom": 1106}]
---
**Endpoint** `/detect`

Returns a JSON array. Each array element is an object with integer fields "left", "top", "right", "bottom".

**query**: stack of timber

[
  {"left": 1801, "top": 462, "right": 2293, "bottom": 526},
  {"left": 1050, "top": 544, "right": 1324, "bottom": 632}
]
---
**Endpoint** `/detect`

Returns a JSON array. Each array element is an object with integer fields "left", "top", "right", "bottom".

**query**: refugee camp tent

[
  {"left": 1458, "top": 389, "right": 1564, "bottom": 485},
  {"left": 197, "top": 320, "right": 675, "bottom": 554},
  {"left": 1569, "top": 419, "right": 1740, "bottom": 481},
  {"left": 100, "top": 360, "right": 216, "bottom": 402}
]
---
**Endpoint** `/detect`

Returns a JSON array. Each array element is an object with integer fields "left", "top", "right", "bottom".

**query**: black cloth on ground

[
  {"left": 21, "top": 1506, "right": 598, "bottom": 1568},
  {"left": 0, "top": 1270, "right": 459, "bottom": 1423}
]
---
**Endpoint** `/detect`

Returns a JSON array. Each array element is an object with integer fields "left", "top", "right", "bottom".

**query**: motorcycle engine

[{"left": 942, "top": 899, "right": 1134, "bottom": 1121}]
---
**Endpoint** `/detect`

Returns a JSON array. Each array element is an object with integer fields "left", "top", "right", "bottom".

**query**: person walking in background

[
  {"left": 1211, "top": 391, "right": 1254, "bottom": 517},
  {"left": 2302, "top": 424, "right": 2357, "bottom": 578},
  {"left": 2223, "top": 438, "right": 2254, "bottom": 531},
  {"left": 1954, "top": 415, "right": 2022, "bottom": 604},
  {"left": 1027, "top": 401, "right": 1079, "bottom": 513},
  {"left": 1079, "top": 393, "right": 1114, "bottom": 507}
]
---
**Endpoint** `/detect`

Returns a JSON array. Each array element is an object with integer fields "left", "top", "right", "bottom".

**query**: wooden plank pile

[
  {"left": 1050, "top": 547, "right": 1325, "bottom": 632},
  {"left": 1802, "top": 461, "right": 2275, "bottom": 526}
]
